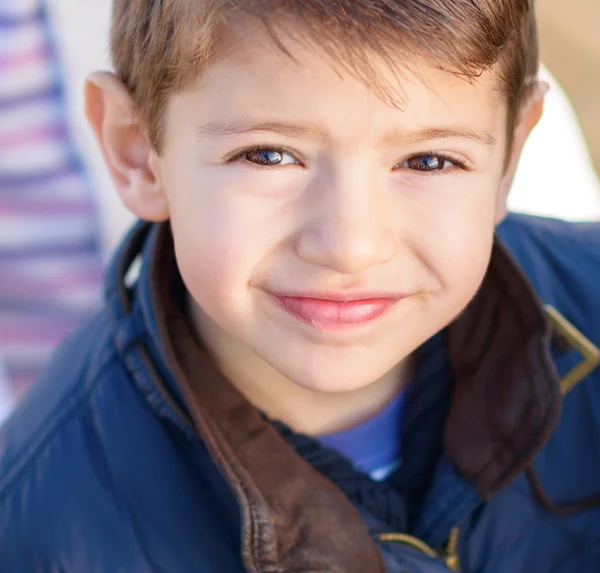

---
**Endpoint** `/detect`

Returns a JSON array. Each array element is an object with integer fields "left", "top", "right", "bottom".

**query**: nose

[{"left": 295, "top": 169, "right": 397, "bottom": 275}]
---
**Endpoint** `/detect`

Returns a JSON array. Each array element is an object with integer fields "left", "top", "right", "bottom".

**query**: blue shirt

[{"left": 318, "top": 391, "right": 405, "bottom": 481}]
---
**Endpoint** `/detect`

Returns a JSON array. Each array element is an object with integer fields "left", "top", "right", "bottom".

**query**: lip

[{"left": 271, "top": 291, "right": 403, "bottom": 331}]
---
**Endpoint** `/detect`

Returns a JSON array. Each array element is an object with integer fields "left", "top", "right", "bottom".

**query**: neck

[{"left": 189, "top": 299, "right": 412, "bottom": 436}]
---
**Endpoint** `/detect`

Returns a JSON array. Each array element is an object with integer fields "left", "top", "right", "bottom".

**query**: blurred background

[
  {"left": 537, "top": 0, "right": 600, "bottom": 176},
  {"left": 0, "top": 0, "right": 599, "bottom": 422}
]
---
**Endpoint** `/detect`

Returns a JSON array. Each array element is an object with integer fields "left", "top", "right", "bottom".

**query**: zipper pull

[{"left": 444, "top": 527, "right": 460, "bottom": 572}]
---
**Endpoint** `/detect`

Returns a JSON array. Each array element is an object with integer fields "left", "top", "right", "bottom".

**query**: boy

[{"left": 1, "top": 1, "right": 600, "bottom": 571}]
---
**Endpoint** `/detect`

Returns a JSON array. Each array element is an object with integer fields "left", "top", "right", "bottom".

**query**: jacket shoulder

[
  {"left": 0, "top": 311, "right": 123, "bottom": 568},
  {"left": 500, "top": 217, "right": 600, "bottom": 536},
  {"left": 0, "top": 311, "right": 118, "bottom": 484},
  {"left": 498, "top": 214, "right": 600, "bottom": 346}
]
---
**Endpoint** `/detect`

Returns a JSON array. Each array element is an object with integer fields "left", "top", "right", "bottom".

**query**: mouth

[{"left": 270, "top": 291, "right": 404, "bottom": 331}]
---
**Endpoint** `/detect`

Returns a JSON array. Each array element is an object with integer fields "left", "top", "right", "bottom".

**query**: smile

[{"left": 272, "top": 294, "right": 401, "bottom": 331}]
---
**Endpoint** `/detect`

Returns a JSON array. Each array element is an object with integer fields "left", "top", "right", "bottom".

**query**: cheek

[
  {"left": 170, "top": 207, "right": 253, "bottom": 312},
  {"left": 407, "top": 180, "right": 498, "bottom": 297},
  {"left": 441, "top": 222, "right": 495, "bottom": 301},
  {"left": 442, "top": 227, "right": 494, "bottom": 292},
  {"left": 165, "top": 174, "right": 281, "bottom": 316}
]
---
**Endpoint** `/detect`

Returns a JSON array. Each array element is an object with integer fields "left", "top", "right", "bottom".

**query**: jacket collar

[
  {"left": 445, "top": 240, "right": 561, "bottom": 498},
  {"left": 105, "top": 221, "right": 562, "bottom": 571}
]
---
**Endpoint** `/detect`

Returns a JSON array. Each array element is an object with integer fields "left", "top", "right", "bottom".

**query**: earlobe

[
  {"left": 495, "top": 80, "right": 550, "bottom": 224},
  {"left": 85, "top": 72, "right": 169, "bottom": 222}
]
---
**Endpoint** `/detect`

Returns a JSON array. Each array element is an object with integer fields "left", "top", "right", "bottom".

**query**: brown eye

[
  {"left": 243, "top": 148, "right": 299, "bottom": 166},
  {"left": 246, "top": 150, "right": 283, "bottom": 165},
  {"left": 406, "top": 155, "right": 449, "bottom": 172}
]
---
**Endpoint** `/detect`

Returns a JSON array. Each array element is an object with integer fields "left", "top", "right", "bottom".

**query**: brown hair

[{"left": 111, "top": 0, "right": 538, "bottom": 150}]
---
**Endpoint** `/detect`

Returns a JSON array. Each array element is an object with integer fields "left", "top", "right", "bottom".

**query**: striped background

[{"left": 0, "top": 0, "right": 103, "bottom": 404}]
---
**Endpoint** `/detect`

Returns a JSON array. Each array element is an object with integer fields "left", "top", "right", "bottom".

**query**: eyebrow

[
  {"left": 196, "top": 119, "right": 498, "bottom": 147},
  {"left": 383, "top": 126, "right": 498, "bottom": 147},
  {"left": 196, "top": 120, "right": 327, "bottom": 140}
]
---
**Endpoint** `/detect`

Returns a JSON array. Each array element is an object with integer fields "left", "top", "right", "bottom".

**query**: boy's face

[{"left": 104, "top": 26, "right": 536, "bottom": 396}]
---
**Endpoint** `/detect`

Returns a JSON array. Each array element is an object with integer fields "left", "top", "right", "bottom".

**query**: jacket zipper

[
  {"left": 444, "top": 527, "right": 461, "bottom": 572},
  {"left": 378, "top": 528, "right": 461, "bottom": 571}
]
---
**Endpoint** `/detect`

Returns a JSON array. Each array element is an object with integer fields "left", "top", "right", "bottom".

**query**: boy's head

[
  {"left": 107, "top": 0, "right": 540, "bottom": 151},
  {"left": 87, "top": 1, "right": 546, "bottom": 431}
]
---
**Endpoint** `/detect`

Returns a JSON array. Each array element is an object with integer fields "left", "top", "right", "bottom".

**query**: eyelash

[
  {"left": 224, "top": 145, "right": 305, "bottom": 170},
  {"left": 224, "top": 144, "right": 471, "bottom": 174},
  {"left": 401, "top": 151, "right": 472, "bottom": 176}
]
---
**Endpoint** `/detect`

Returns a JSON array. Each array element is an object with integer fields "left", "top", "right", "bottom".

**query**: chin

[{"left": 282, "top": 362, "right": 385, "bottom": 394}]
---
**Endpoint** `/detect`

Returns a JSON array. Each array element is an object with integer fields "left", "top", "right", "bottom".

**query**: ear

[
  {"left": 495, "top": 80, "right": 550, "bottom": 224},
  {"left": 85, "top": 72, "right": 169, "bottom": 222}
]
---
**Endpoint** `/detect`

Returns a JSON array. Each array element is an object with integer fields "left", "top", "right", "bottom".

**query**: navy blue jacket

[{"left": 1, "top": 214, "right": 599, "bottom": 572}]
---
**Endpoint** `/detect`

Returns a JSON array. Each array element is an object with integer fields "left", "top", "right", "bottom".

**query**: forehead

[{"left": 171, "top": 21, "right": 507, "bottom": 144}]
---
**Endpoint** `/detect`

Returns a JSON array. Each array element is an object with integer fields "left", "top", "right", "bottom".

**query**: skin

[{"left": 86, "top": 23, "right": 546, "bottom": 436}]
